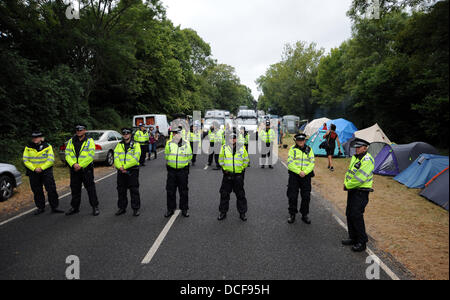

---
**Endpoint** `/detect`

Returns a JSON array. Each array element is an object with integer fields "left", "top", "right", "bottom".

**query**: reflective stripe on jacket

[
  {"left": 134, "top": 130, "right": 149, "bottom": 144},
  {"left": 344, "top": 153, "right": 375, "bottom": 190},
  {"left": 259, "top": 129, "right": 276, "bottom": 143},
  {"left": 23, "top": 144, "right": 55, "bottom": 171},
  {"left": 165, "top": 141, "right": 192, "bottom": 169},
  {"left": 65, "top": 137, "right": 95, "bottom": 168},
  {"left": 114, "top": 142, "right": 141, "bottom": 170},
  {"left": 287, "top": 145, "right": 315, "bottom": 175},
  {"left": 219, "top": 144, "right": 249, "bottom": 174}
]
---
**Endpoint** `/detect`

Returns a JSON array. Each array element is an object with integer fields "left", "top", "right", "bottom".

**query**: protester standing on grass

[
  {"left": 286, "top": 133, "right": 315, "bottom": 224},
  {"left": 342, "top": 138, "right": 374, "bottom": 252},
  {"left": 323, "top": 124, "right": 342, "bottom": 172},
  {"left": 23, "top": 130, "right": 63, "bottom": 215},
  {"left": 114, "top": 128, "right": 141, "bottom": 217}
]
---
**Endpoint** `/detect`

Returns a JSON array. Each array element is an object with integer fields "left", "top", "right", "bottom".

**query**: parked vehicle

[
  {"left": 0, "top": 163, "right": 22, "bottom": 202},
  {"left": 59, "top": 130, "right": 123, "bottom": 166},
  {"left": 236, "top": 109, "right": 258, "bottom": 134},
  {"left": 132, "top": 114, "right": 169, "bottom": 137},
  {"left": 204, "top": 110, "right": 226, "bottom": 133},
  {"left": 282, "top": 115, "right": 301, "bottom": 134}
]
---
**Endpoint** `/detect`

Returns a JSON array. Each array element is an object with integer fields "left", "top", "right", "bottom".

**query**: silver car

[
  {"left": 0, "top": 163, "right": 22, "bottom": 201},
  {"left": 59, "top": 130, "right": 123, "bottom": 166}
]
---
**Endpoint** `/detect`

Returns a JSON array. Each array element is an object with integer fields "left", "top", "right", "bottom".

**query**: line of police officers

[{"left": 23, "top": 122, "right": 374, "bottom": 252}]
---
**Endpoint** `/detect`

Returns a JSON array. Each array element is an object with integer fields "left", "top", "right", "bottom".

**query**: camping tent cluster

[{"left": 302, "top": 117, "right": 449, "bottom": 210}]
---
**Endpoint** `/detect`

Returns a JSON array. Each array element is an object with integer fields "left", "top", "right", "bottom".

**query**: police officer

[
  {"left": 207, "top": 122, "right": 222, "bottom": 170},
  {"left": 218, "top": 131, "right": 250, "bottom": 222},
  {"left": 165, "top": 128, "right": 192, "bottom": 218},
  {"left": 342, "top": 138, "right": 374, "bottom": 252},
  {"left": 259, "top": 120, "right": 276, "bottom": 169},
  {"left": 287, "top": 133, "right": 315, "bottom": 224},
  {"left": 189, "top": 125, "right": 201, "bottom": 166},
  {"left": 134, "top": 123, "right": 149, "bottom": 167},
  {"left": 23, "top": 131, "right": 63, "bottom": 215},
  {"left": 114, "top": 128, "right": 142, "bottom": 217},
  {"left": 65, "top": 124, "right": 100, "bottom": 216}
]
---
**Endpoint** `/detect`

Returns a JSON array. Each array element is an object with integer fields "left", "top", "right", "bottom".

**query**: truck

[
  {"left": 236, "top": 108, "right": 258, "bottom": 134},
  {"left": 203, "top": 110, "right": 226, "bottom": 133},
  {"left": 132, "top": 114, "right": 169, "bottom": 147}
]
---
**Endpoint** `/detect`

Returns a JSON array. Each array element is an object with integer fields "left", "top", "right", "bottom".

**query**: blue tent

[
  {"left": 394, "top": 154, "right": 449, "bottom": 188},
  {"left": 326, "top": 118, "right": 358, "bottom": 144},
  {"left": 306, "top": 130, "right": 345, "bottom": 157}
]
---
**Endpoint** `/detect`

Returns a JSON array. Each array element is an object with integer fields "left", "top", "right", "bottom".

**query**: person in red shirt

[{"left": 322, "top": 123, "right": 328, "bottom": 131}]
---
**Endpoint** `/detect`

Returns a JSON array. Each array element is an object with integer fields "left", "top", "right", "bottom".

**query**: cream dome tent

[
  {"left": 354, "top": 123, "right": 391, "bottom": 144},
  {"left": 303, "top": 117, "right": 330, "bottom": 137}
]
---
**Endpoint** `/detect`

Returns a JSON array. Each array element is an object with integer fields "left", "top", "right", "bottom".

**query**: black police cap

[
  {"left": 350, "top": 138, "right": 370, "bottom": 148},
  {"left": 31, "top": 131, "right": 43, "bottom": 138},
  {"left": 294, "top": 133, "right": 307, "bottom": 141},
  {"left": 75, "top": 124, "right": 87, "bottom": 131},
  {"left": 121, "top": 128, "right": 132, "bottom": 135}
]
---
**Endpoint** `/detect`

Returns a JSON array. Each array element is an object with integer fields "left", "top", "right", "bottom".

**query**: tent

[
  {"left": 367, "top": 142, "right": 389, "bottom": 159},
  {"left": 354, "top": 123, "right": 391, "bottom": 144},
  {"left": 394, "top": 154, "right": 449, "bottom": 188},
  {"left": 303, "top": 117, "right": 330, "bottom": 137},
  {"left": 420, "top": 168, "right": 449, "bottom": 211},
  {"left": 306, "top": 130, "right": 345, "bottom": 157},
  {"left": 343, "top": 137, "right": 357, "bottom": 157},
  {"left": 325, "top": 118, "right": 358, "bottom": 144},
  {"left": 374, "top": 142, "right": 439, "bottom": 176}
]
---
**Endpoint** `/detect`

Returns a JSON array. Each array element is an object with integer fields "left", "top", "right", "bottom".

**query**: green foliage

[{"left": 0, "top": 0, "right": 255, "bottom": 164}]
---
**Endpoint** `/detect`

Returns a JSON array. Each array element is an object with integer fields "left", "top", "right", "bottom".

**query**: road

[{"left": 0, "top": 152, "right": 399, "bottom": 280}]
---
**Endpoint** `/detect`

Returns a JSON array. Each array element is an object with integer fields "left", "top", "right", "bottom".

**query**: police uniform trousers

[
  {"left": 219, "top": 173, "right": 247, "bottom": 214},
  {"left": 190, "top": 142, "right": 197, "bottom": 163},
  {"left": 287, "top": 171, "right": 311, "bottom": 216},
  {"left": 70, "top": 166, "right": 99, "bottom": 209},
  {"left": 261, "top": 142, "right": 272, "bottom": 165},
  {"left": 346, "top": 190, "right": 369, "bottom": 244},
  {"left": 28, "top": 167, "right": 59, "bottom": 210},
  {"left": 117, "top": 168, "right": 140, "bottom": 210},
  {"left": 166, "top": 167, "right": 189, "bottom": 211},
  {"left": 208, "top": 142, "right": 220, "bottom": 167},
  {"left": 139, "top": 143, "right": 149, "bottom": 164}
]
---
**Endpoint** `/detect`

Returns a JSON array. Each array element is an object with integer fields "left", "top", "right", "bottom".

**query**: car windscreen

[
  {"left": 236, "top": 118, "right": 257, "bottom": 125},
  {"left": 86, "top": 132, "right": 104, "bottom": 141}
]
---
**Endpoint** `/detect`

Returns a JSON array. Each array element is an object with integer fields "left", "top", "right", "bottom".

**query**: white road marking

[
  {"left": 282, "top": 159, "right": 400, "bottom": 280},
  {"left": 141, "top": 210, "right": 181, "bottom": 264}
]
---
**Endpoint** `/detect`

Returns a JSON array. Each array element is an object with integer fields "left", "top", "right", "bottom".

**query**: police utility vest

[
  {"left": 344, "top": 153, "right": 375, "bottom": 190},
  {"left": 165, "top": 141, "right": 193, "bottom": 169},
  {"left": 287, "top": 145, "right": 315, "bottom": 176},
  {"left": 238, "top": 133, "right": 249, "bottom": 146},
  {"left": 219, "top": 145, "right": 249, "bottom": 174},
  {"left": 65, "top": 137, "right": 95, "bottom": 168},
  {"left": 114, "top": 141, "right": 141, "bottom": 170},
  {"left": 23, "top": 143, "right": 55, "bottom": 171},
  {"left": 260, "top": 129, "right": 275, "bottom": 143},
  {"left": 134, "top": 130, "right": 149, "bottom": 144}
]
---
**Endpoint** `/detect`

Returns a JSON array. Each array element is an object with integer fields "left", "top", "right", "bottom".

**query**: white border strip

[
  {"left": 141, "top": 210, "right": 181, "bottom": 264},
  {"left": 281, "top": 158, "right": 400, "bottom": 280}
]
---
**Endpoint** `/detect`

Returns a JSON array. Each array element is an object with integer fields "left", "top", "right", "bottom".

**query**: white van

[{"left": 132, "top": 114, "right": 169, "bottom": 137}]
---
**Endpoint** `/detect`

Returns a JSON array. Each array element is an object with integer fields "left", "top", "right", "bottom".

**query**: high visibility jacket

[
  {"left": 114, "top": 141, "right": 141, "bottom": 170},
  {"left": 134, "top": 130, "right": 149, "bottom": 144},
  {"left": 165, "top": 140, "right": 192, "bottom": 169},
  {"left": 344, "top": 152, "right": 374, "bottom": 190},
  {"left": 259, "top": 129, "right": 276, "bottom": 143},
  {"left": 65, "top": 137, "right": 95, "bottom": 168},
  {"left": 287, "top": 145, "right": 315, "bottom": 175},
  {"left": 238, "top": 133, "right": 249, "bottom": 145},
  {"left": 23, "top": 143, "right": 55, "bottom": 171},
  {"left": 208, "top": 129, "right": 223, "bottom": 143},
  {"left": 189, "top": 131, "right": 202, "bottom": 143},
  {"left": 219, "top": 145, "right": 249, "bottom": 174}
]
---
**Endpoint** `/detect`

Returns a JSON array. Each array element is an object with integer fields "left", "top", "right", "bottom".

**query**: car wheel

[
  {"left": 0, "top": 175, "right": 14, "bottom": 202},
  {"left": 106, "top": 150, "right": 114, "bottom": 166}
]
